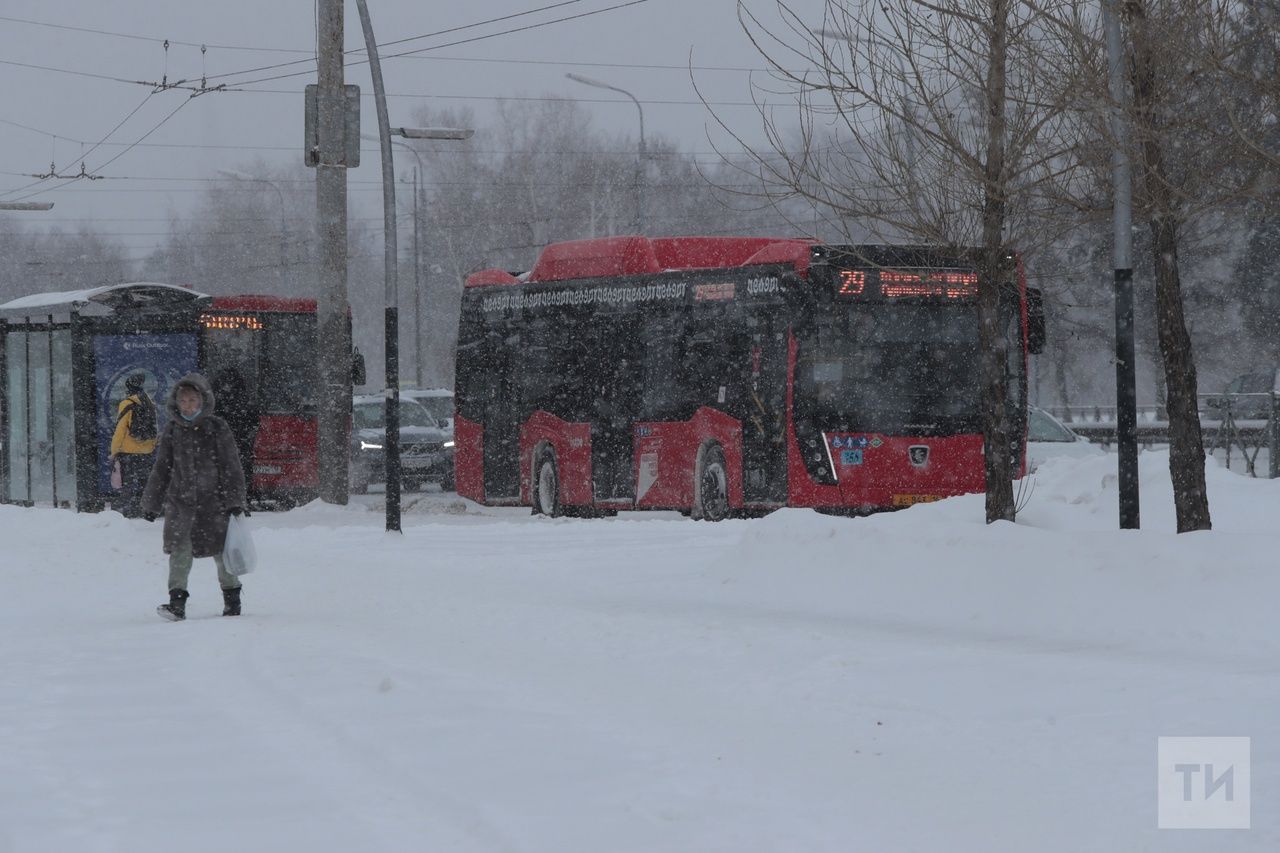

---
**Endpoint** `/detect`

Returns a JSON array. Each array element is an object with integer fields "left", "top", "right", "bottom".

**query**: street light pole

[
  {"left": 217, "top": 169, "right": 288, "bottom": 291},
  {"left": 354, "top": 2, "right": 474, "bottom": 532},
  {"left": 352, "top": 0, "right": 403, "bottom": 533},
  {"left": 1104, "top": 0, "right": 1140, "bottom": 529},
  {"left": 565, "top": 73, "right": 646, "bottom": 234}
]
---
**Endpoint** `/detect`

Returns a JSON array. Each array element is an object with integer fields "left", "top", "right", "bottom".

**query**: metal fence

[{"left": 1045, "top": 393, "right": 1280, "bottom": 478}]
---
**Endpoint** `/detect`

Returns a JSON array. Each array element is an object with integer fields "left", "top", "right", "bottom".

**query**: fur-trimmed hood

[{"left": 165, "top": 372, "right": 217, "bottom": 425}]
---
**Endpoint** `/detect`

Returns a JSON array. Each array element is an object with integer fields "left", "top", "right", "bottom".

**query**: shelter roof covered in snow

[{"left": 0, "top": 282, "right": 209, "bottom": 319}]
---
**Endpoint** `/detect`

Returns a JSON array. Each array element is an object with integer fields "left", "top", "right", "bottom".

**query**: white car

[
  {"left": 400, "top": 388, "right": 454, "bottom": 435},
  {"left": 1026, "top": 406, "right": 1101, "bottom": 472}
]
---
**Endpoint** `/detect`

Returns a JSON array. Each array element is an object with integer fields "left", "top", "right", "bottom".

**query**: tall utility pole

[
  {"left": 412, "top": 165, "right": 423, "bottom": 386},
  {"left": 1104, "top": 0, "right": 1140, "bottom": 529},
  {"left": 315, "top": 0, "right": 352, "bottom": 505}
]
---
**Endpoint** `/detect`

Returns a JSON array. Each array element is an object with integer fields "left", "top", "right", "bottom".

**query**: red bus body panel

[
  {"left": 251, "top": 415, "right": 317, "bottom": 491},
  {"left": 455, "top": 415, "right": 485, "bottom": 503},
  {"left": 634, "top": 408, "right": 744, "bottom": 509},
  {"left": 519, "top": 412, "right": 593, "bottom": 507}
]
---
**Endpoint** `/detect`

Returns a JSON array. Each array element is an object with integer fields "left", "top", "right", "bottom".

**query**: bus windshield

[
  {"left": 261, "top": 314, "right": 319, "bottom": 414},
  {"left": 796, "top": 302, "right": 981, "bottom": 434}
]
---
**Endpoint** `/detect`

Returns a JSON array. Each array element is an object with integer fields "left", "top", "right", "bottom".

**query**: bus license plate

[
  {"left": 892, "top": 494, "right": 940, "bottom": 507},
  {"left": 254, "top": 464, "right": 282, "bottom": 475}
]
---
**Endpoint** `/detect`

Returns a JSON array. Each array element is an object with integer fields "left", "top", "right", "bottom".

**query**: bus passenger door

[
  {"left": 680, "top": 310, "right": 786, "bottom": 506},
  {"left": 478, "top": 327, "right": 522, "bottom": 501},
  {"left": 588, "top": 318, "right": 639, "bottom": 502},
  {"left": 740, "top": 314, "right": 788, "bottom": 504}
]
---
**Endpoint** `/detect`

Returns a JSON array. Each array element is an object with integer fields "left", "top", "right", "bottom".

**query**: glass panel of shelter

[
  {"left": 27, "top": 329, "right": 55, "bottom": 505},
  {"left": 51, "top": 329, "right": 76, "bottom": 507},
  {"left": 6, "top": 331, "right": 29, "bottom": 502}
]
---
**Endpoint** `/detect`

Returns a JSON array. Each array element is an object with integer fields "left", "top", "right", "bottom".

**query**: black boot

[
  {"left": 157, "top": 589, "right": 189, "bottom": 622},
  {"left": 222, "top": 586, "right": 242, "bottom": 617}
]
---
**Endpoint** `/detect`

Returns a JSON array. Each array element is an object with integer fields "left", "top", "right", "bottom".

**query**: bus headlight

[{"left": 360, "top": 441, "right": 384, "bottom": 450}]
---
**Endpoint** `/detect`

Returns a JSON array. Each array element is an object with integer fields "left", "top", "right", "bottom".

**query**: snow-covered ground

[{"left": 2, "top": 449, "right": 1277, "bottom": 852}]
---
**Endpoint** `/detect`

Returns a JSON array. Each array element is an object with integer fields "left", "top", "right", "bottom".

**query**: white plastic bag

[{"left": 223, "top": 514, "right": 257, "bottom": 576}]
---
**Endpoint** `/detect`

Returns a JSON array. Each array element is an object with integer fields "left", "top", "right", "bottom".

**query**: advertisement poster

[{"left": 93, "top": 333, "right": 198, "bottom": 494}]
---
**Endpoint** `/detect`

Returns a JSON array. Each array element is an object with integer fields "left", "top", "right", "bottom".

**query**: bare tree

[
  {"left": 725, "top": 0, "right": 1085, "bottom": 522},
  {"left": 0, "top": 218, "right": 134, "bottom": 300}
]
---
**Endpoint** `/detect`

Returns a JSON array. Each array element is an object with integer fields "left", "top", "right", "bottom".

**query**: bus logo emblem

[{"left": 908, "top": 445, "right": 929, "bottom": 466}]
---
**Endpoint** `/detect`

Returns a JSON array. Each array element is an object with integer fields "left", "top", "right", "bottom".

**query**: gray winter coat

[{"left": 141, "top": 373, "right": 247, "bottom": 557}]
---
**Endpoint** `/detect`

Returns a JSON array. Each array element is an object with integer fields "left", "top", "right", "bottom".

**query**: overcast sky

[{"left": 0, "top": 0, "right": 826, "bottom": 263}]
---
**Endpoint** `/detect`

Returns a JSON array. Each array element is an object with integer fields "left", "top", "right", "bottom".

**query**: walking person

[
  {"left": 141, "top": 373, "right": 247, "bottom": 621},
  {"left": 109, "top": 373, "right": 158, "bottom": 518}
]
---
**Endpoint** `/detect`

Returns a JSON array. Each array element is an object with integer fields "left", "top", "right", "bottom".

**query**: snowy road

[{"left": 2, "top": 452, "right": 1278, "bottom": 852}]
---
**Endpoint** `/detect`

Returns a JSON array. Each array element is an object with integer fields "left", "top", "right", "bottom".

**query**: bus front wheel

[
  {"left": 693, "top": 444, "right": 730, "bottom": 522},
  {"left": 532, "top": 450, "right": 561, "bottom": 517}
]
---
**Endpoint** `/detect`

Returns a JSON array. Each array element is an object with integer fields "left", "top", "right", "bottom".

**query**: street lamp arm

[
  {"left": 395, "top": 127, "right": 473, "bottom": 140},
  {"left": 565, "top": 72, "right": 646, "bottom": 233},
  {"left": 565, "top": 73, "right": 645, "bottom": 145},
  {"left": 362, "top": 133, "right": 425, "bottom": 175}
]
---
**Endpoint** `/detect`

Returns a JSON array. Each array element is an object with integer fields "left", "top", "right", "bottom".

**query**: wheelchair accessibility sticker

[{"left": 840, "top": 449, "right": 864, "bottom": 466}]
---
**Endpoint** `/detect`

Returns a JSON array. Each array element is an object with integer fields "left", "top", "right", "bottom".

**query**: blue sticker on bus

[{"left": 840, "top": 449, "right": 864, "bottom": 466}]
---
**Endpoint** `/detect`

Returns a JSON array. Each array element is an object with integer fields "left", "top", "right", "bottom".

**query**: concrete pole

[
  {"left": 315, "top": 0, "right": 352, "bottom": 505},
  {"left": 1105, "top": 0, "right": 1140, "bottom": 528},
  {"left": 413, "top": 165, "right": 423, "bottom": 388},
  {"left": 353, "top": 0, "right": 402, "bottom": 533}
]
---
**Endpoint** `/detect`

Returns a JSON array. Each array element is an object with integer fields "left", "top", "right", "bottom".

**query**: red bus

[
  {"left": 455, "top": 236, "right": 1043, "bottom": 519},
  {"left": 200, "top": 295, "right": 360, "bottom": 507}
]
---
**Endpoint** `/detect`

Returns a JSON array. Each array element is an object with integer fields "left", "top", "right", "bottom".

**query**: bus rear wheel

[
  {"left": 532, "top": 450, "right": 561, "bottom": 517},
  {"left": 693, "top": 444, "right": 730, "bottom": 522}
]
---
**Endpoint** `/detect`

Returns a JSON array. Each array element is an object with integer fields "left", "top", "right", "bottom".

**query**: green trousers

[{"left": 167, "top": 538, "right": 241, "bottom": 592}]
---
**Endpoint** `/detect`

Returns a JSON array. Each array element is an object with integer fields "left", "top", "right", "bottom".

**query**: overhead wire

[
  {"left": 0, "top": 13, "right": 312, "bottom": 54},
  {"left": 4, "top": 95, "right": 197, "bottom": 203},
  {"left": 223, "top": 0, "right": 654, "bottom": 88},
  {"left": 203, "top": 0, "right": 596, "bottom": 84},
  {"left": 0, "top": 10, "right": 788, "bottom": 74}
]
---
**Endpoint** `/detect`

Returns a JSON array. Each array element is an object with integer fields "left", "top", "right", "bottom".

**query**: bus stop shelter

[{"left": 0, "top": 283, "right": 210, "bottom": 512}]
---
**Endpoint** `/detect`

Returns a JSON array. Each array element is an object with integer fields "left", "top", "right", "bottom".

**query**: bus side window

[
  {"left": 679, "top": 311, "right": 747, "bottom": 414},
  {"left": 520, "top": 315, "right": 555, "bottom": 414},
  {"left": 586, "top": 315, "right": 640, "bottom": 422},
  {"left": 454, "top": 331, "right": 482, "bottom": 421},
  {"left": 641, "top": 313, "right": 681, "bottom": 418},
  {"left": 460, "top": 326, "right": 512, "bottom": 425}
]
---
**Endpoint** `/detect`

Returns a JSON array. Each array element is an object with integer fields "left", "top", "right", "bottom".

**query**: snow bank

[{"left": 1, "top": 447, "right": 1276, "bottom": 852}]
